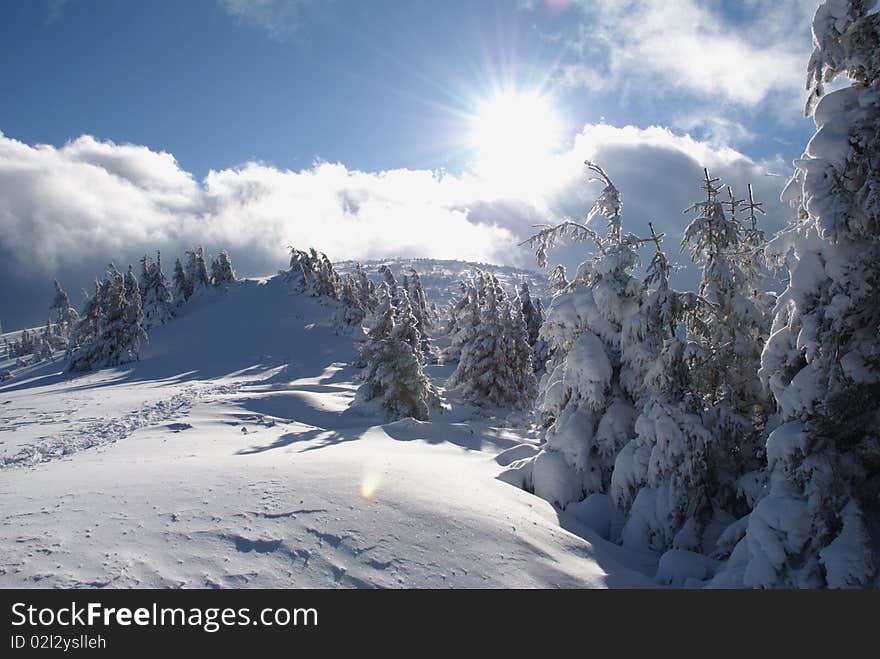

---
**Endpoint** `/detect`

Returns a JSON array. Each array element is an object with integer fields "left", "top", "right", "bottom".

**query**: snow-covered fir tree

[
  {"left": 172, "top": 257, "right": 191, "bottom": 306},
  {"left": 210, "top": 250, "right": 236, "bottom": 287},
  {"left": 680, "top": 170, "right": 768, "bottom": 419},
  {"left": 122, "top": 266, "right": 147, "bottom": 361},
  {"left": 184, "top": 246, "right": 211, "bottom": 298},
  {"left": 286, "top": 247, "right": 341, "bottom": 300},
  {"left": 66, "top": 280, "right": 103, "bottom": 368},
  {"left": 378, "top": 264, "right": 398, "bottom": 297},
  {"left": 338, "top": 273, "right": 367, "bottom": 328},
  {"left": 67, "top": 264, "right": 147, "bottom": 371},
  {"left": 722, "top": 0, "right": 880, "bottom": 588},
  {"left": 353, "top": 262, "right": 377, "bottom": 311},
  {"left": 444, "top": 272, "right": 487, "bottom": 363},
  {"left": 404, "top": 268, "right": 435, "bottom": 362},
  {"left": 447, "top": 274, "right": 536, "bottom": 409},
  {"left": 354, "top": 283, "right": 442, "bottom": 422},
  {"left": 609, "top": 224, "right": 724, "bottom": 555},
  {"left": 516, "top": 281, "right": 548, "bottom": 371},
  {"left": 140, "top": 252, "right": 174, "bottom": 329},
  {"left": 679, "top": 170, "right": 772, "bottom": 513},
  {"left": 507, "top": 161, "right": 645, "bottom": 508},
  {"left": 50, "top": 279, "right": 79, "bottom": 342}
]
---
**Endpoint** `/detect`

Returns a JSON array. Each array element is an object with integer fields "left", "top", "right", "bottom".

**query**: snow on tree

[
  {"left": 184, "top": 246, "right": 211, "bottom": 297},
  {"left": 607, "top": 223, "right": 725, "bottom": 554},
  {"left": 66, "top": 280, "right": 104, "bottom": 368},
  {"left": 722, "top": 1, "right": 880, "bottom": 588},
  {"left": 516, "top": 281, "right": 548, "bottom": 372},
  {"left": 353, "top": 262, "right": 378, "bottom": 311},
  {"left": 444, "top": 272, "right": 487, "bottom": 363},
  {"left": 447, "top": 274, "right": 536, "bottom": 409},
  {"left": 210, "top": 250, "right": 236, "bottom": 287},
  {"left": 67, "top": 264, "right": 146, "bottom": 371},
  {"left": 354, "top": 283, "right": 442, "bottom": 422},
  {"left": 681, "top": 169, "right": 769, "bottom": 421},
  {"left": 338, "top": 273, "right": 367, "bottom": 328},
  {"left": 140, "top": 252, "right": 174, "bottom": 329},
  {"left": 122, "top": 266, "right": 147, "bottom": 360},
  {"left": 405, "top": 268, "right": 435, "bottom": 362},
  {"left": 172, "top": 257, "right": 191, "bottom": 306},
  {"left": 678, "top": 169, "right": 773, "bottom": 519},
  {"left": 504, "top": 161, "right": 647, "bottom": 509},
  {"left": 285, "top": 247, "right": 341, "bottom": 299},
  {"left": 517, "top": 281, "right": 544, "bottom": 346},
  {"left": 378, "top": 264, "right": 398, "bottom": 296},
  {"left": 50, "top": 279, "right": 79, "bottom": 340}
]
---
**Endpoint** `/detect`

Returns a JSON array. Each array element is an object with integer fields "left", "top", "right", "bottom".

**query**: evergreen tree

[
  {"left": 338, "top": 274, "right": 367, "bottom": 328},
  {"left": 172, "top": 257, "right": 191, "bottom": 306},
  {"left": 66, "top": 280, "right": 104, "bottom": 369},
  {"left": 508, "top": 161, "right": 646, "bottom": 509},
  {"left": 353, "top": 262, "right": 377, "bottom": 311},
  {"left": 378, "top": 264, "right": 398, "bottom": 296},
  {"left": 681, "top": 170, "right": 770, "bottom": 427},
  {"left": 142, "top": 252, "right": 174, "bottom": 328},
  {"left": 448, "top": 275, "right": 536, "bottom": 409},
  {"left": 611, "top": 224, "right": 719, "bottom": 553},
  {"left": 354, "top": 283, "right": 441, "bottom": 422},
  {"left": 50, "top": 279, "right": 79, "bottom": 341},
  {"left": 210, "top": 250, "right": 236, "bottom": 287},
  {"left": 122, "top": 266, "right": 147, "bottom": 361},
  {"left": 727, "top": 1, "right": 880, "bottom": 588},
  {"left": 405, "top": 268, "right": 435, "bottom": 362},
  {"left": 185, "top": 246, "right": 210, "bottom": 297},
  {"left": 67, "top": 265, "right": 146, "bottom": 371},
  {"left": 680, "top": 170, "right": 772, "bottom": 507}
]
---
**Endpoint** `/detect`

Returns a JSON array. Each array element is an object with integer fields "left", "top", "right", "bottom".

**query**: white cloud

[
  {"left": 217, "top": 0, "right": 315, "bottom": 40},
  {"left": 540, "top": 0, "right": 815, "bottom": 110},
  {"left": 0, "top": 125, "right": 795, "bottom": 327}
]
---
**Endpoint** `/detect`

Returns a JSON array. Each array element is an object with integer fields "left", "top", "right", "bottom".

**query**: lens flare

[{"left": 360, "top": 472, "right": 381, "bottom": 498}]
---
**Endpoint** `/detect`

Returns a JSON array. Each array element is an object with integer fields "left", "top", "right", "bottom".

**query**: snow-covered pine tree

[
  {"left": 141, "top": 252, "right": 174, "bottom": 329},
  {"left": 122, "top": 266, "right": 147, "bottom": 362},
  {"left": 405, "top": 268, "right": 435, "bottom": 362},
  {"left": 447, "top": 274, "right": 536, "bottom": 409},
  {"left": 353, "top": 262, "right": 377, "bottom": 311},
  {"left": 66, "top": 281, "right": 104, "bottom": 369},
  {"left": 92, "top": 264, "right": 130, "bottom": 367},
  {"left": 184, "top": 246, "right": 210, "bottom": 297},
  {"left": 210, "top": 250, "right": 236, "bottom": 287},
  {"left": 67, "top": 265, "right": 146, "bottom": 371},
  {"left": 444, "top": 272, "right": 486, "bottom": 363},
  {"left": 517, "top": 281, "right": 543, "bottom": 346},
  {"left": 354, "top": 283, "right": 441, "bottom": 422},
  {"left": 172, "top": 257, "right": 191, "bottom": 307},
  {"left": 50, "top": 279, "right": 79, "bottom": 343},
  {"left": 609, "top": 224, "right": 723, "bottom": 555},
  {"left": 680, "top": 169, "right": 771, "bottom": 512},
  {"left": 505, "top": 161, "right": 644, "bottom": 509},
  {"left": 516, "top": 281, "right": 548, "bottom": 372},
  {"left": 378, "top": 264, "right": 398, "bottom": 297},
  {"left": 338, "top": 273, "right": 367, "bottom": 328},
  {"left": 726, "top": 0, "right": 880, "bottom": 588}
]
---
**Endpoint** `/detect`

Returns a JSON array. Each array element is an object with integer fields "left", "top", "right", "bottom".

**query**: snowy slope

[{"left": 0, "top": 274, "right": 655, "bottom": 588}]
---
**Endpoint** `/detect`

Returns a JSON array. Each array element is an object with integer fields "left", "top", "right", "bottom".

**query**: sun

[{"left": 470, "top": 91, "right": 562, "bottom": 178}]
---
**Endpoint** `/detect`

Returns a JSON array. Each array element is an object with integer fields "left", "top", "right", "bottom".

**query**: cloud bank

[
  {"left": 0, "top": 125, "right": 794, "bottom": 328},
  {"left": 538, "top": 0, "right": 815, "bottom": 114}
]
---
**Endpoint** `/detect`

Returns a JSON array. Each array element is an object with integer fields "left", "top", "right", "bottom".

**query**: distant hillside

[{"left": 335, "top": 258, "right": 551, "bottom": 308}]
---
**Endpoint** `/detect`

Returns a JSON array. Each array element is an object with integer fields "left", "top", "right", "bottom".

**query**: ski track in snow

[{"left": 0, "top": 382, "right": 240, "bottom": 468}]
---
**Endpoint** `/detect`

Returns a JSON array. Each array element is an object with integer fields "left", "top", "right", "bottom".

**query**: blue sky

[{"left": 0, "top": 0, "right": 820, "bottom": 328}]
